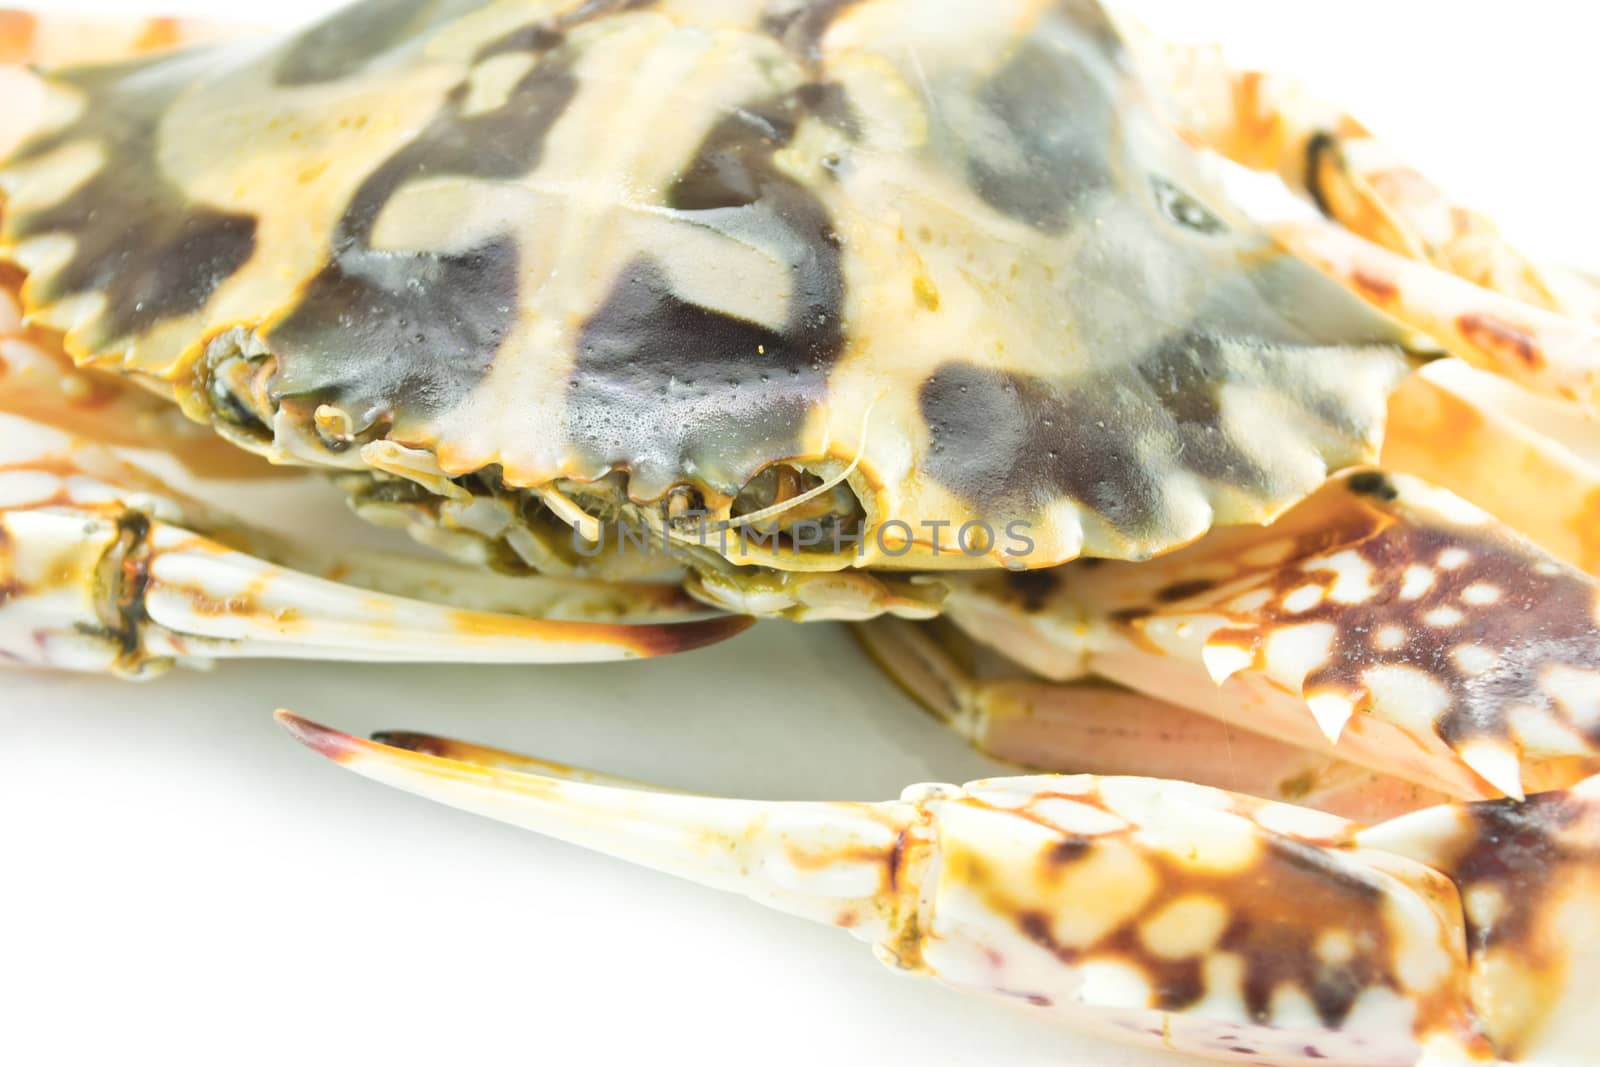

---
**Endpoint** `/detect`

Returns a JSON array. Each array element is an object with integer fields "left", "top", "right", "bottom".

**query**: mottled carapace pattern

[{"left": 0, "top": 0, "right": 1419, "bottom": 567}]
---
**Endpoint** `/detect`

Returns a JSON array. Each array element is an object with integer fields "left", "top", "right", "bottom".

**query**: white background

[{"left": 3, "top": 3, "right": 1596, "bottom": 1066}]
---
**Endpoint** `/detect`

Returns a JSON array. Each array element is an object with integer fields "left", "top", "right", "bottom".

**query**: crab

[{"left": 3, "top": 1, "right": 1600, "bottom": 1063}]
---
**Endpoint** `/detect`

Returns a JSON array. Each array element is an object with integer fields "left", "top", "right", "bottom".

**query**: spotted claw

[
  {"left": 946, "top": 469, "right": 1600, "bottom": 802},
  {"left": 279, "top": 711, "right": 1600, "bottom": 1064},
  {"left": 1360, "top": 775, "right": 1600, "bottom": 1065}
]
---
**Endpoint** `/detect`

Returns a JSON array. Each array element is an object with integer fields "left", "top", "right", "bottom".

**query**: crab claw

[
  {"left": 1360, "top": 774, "right": 1600, "bottom": 1066},
  {"left": 0, "top": 414, "right": 750, "bottom": 675},
  {"left": 283, "top": 713, "right": 1579, "bottom": 1064},
  {"left": 947, "top": 469, "right": 1600, "bottom": 802},
  {"left": 275, "top": 712, "right": 922, "bottom": 943}
]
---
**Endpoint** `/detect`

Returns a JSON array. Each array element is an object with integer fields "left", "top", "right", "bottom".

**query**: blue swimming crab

[{"left": 3, "top": 3, "right": 1600, "bottom": 1063}]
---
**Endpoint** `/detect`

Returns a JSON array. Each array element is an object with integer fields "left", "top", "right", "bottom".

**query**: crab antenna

[{"left": 275, "top": 713, "right": 921, "bottom": 943}]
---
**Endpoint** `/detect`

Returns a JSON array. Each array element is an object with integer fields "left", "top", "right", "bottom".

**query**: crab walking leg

[
  {"left": 0, "top": 417, "right": 750, "bottom": 675},
  {"left": 1383, "top": 360, "right": 1600, "bottom": 577},
  {"left": 942, "top": 469, "right": 1600, "bottom": 802},
  {"left": 855, "top": 616, "right": 1449, "bottom": 823},
  {"left": 363, "top": 730, "right": 690, "bottom": 792},
  {"left": 0, "top": 410, "right": 703, "bottom": 624},
  {"left": 302, "top": 549, "right": 706, "bottom": 624},
  {"left": 0, "top": 9, "right": 241, "bottom": 69},
  {"left": 276, "top": 713, "right": 924, "bottom": 946},
  {"left": 278, "top": 712, "right": 1589, "bottom": 1066},
  {"left": 1147, "top": 39, "right": 1592, "bottom": 321},
  {"left": 1276, "top": 221, "right": 1600, "bottom": 407},
  {"left": 0, "top": 497, "right": 748, "bottom": 674}
]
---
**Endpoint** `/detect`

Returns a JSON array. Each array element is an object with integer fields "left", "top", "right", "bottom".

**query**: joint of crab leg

[
  {"left": 281, "top": 715, "right": 1514, "bottom": 1064},
  {"left": 1359, "top": 774, "right": 1600, "bottom": 1064},
  {"left": 0, "top": 412, "right": 745, "bottom": 672},
  {"left": 0, "top": 517, "right": 750, "bottom": 676},
  {"left": 2, "top": 506, "right": 750, "bottom": 673},
  {"left": 0, "top": 508, "right": 149, "bottom": 674}
]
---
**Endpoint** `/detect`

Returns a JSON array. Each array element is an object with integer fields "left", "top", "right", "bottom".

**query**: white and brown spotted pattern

[
  {"left": 1189, "top": 472, "right": 1600, "bottom": 794},
  {"left": 1361, "top": 774, "right": 1600, "bottom": 1063},
  {"left": 289, "top": 717, "right": 1600, "bottom": 1064},
  {"left": 947, "top": 470, "right": 1600, "bottom": 800},
  {"left": 0, "top": 0, "right": 1420, "bottom": 568},
  {"left": 913, "top": 774, "right": 1487, "bottom": 1064}
]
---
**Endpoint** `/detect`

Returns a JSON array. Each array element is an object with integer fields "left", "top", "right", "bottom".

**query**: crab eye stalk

[
  {"left": 194, "top": 330, "right": 279, "bottom": 449},
  {"left": 727, "top": 463, "right": 868, "bottom": 553},
  {"left": 1151, "top": 176, "right": 1227, "bottom": 234}
]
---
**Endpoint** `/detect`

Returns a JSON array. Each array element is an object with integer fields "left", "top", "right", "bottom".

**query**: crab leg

[
  {"left": 0, "top": 406, "right": 707, "bottom": 621},
  {"left": 280, "top": 712, "right": 1600, "bottom": 1065},
  {"left": 0, "top": 9, "right": 239, "bottom": 70},
  {"left": 855, "top": 616, "right": 1448, "bottom": 822},
  {"left": 298, "top": 549, "right": 705, "bottom": 623},
  {"left": 1358, "top": 776, "right": 1600, "bottom": 1063},
  {"left": 1276, "top": 221, "right": 1600, "bottom": 408},
  {"left": 1147, "top": 38, "right": 1596, "bottom": 322},
  {"left": 0, "top": 413, "right": 748, "bottom": 676},
  {"left": 941, "top": 469, "right": 1600, "bottom": 803},
  {"left": 1144, "top": 37, "right": 1600, "bottom": 423},
  {"left": 1383, "top": 359, "right": 1600, "bottom": 576},
  {"left": 2, "top": 10, "right": 207, "bottom": 156}
]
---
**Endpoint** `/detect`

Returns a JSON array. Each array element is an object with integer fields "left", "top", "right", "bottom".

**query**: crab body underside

[{"left": 3, "top": 2, "right": 1600, "bottom": 1064}]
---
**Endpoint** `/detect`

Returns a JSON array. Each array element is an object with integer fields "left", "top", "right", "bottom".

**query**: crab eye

[{"left": 1152, "top": 177, "right": 1226, "bottom": 234}]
